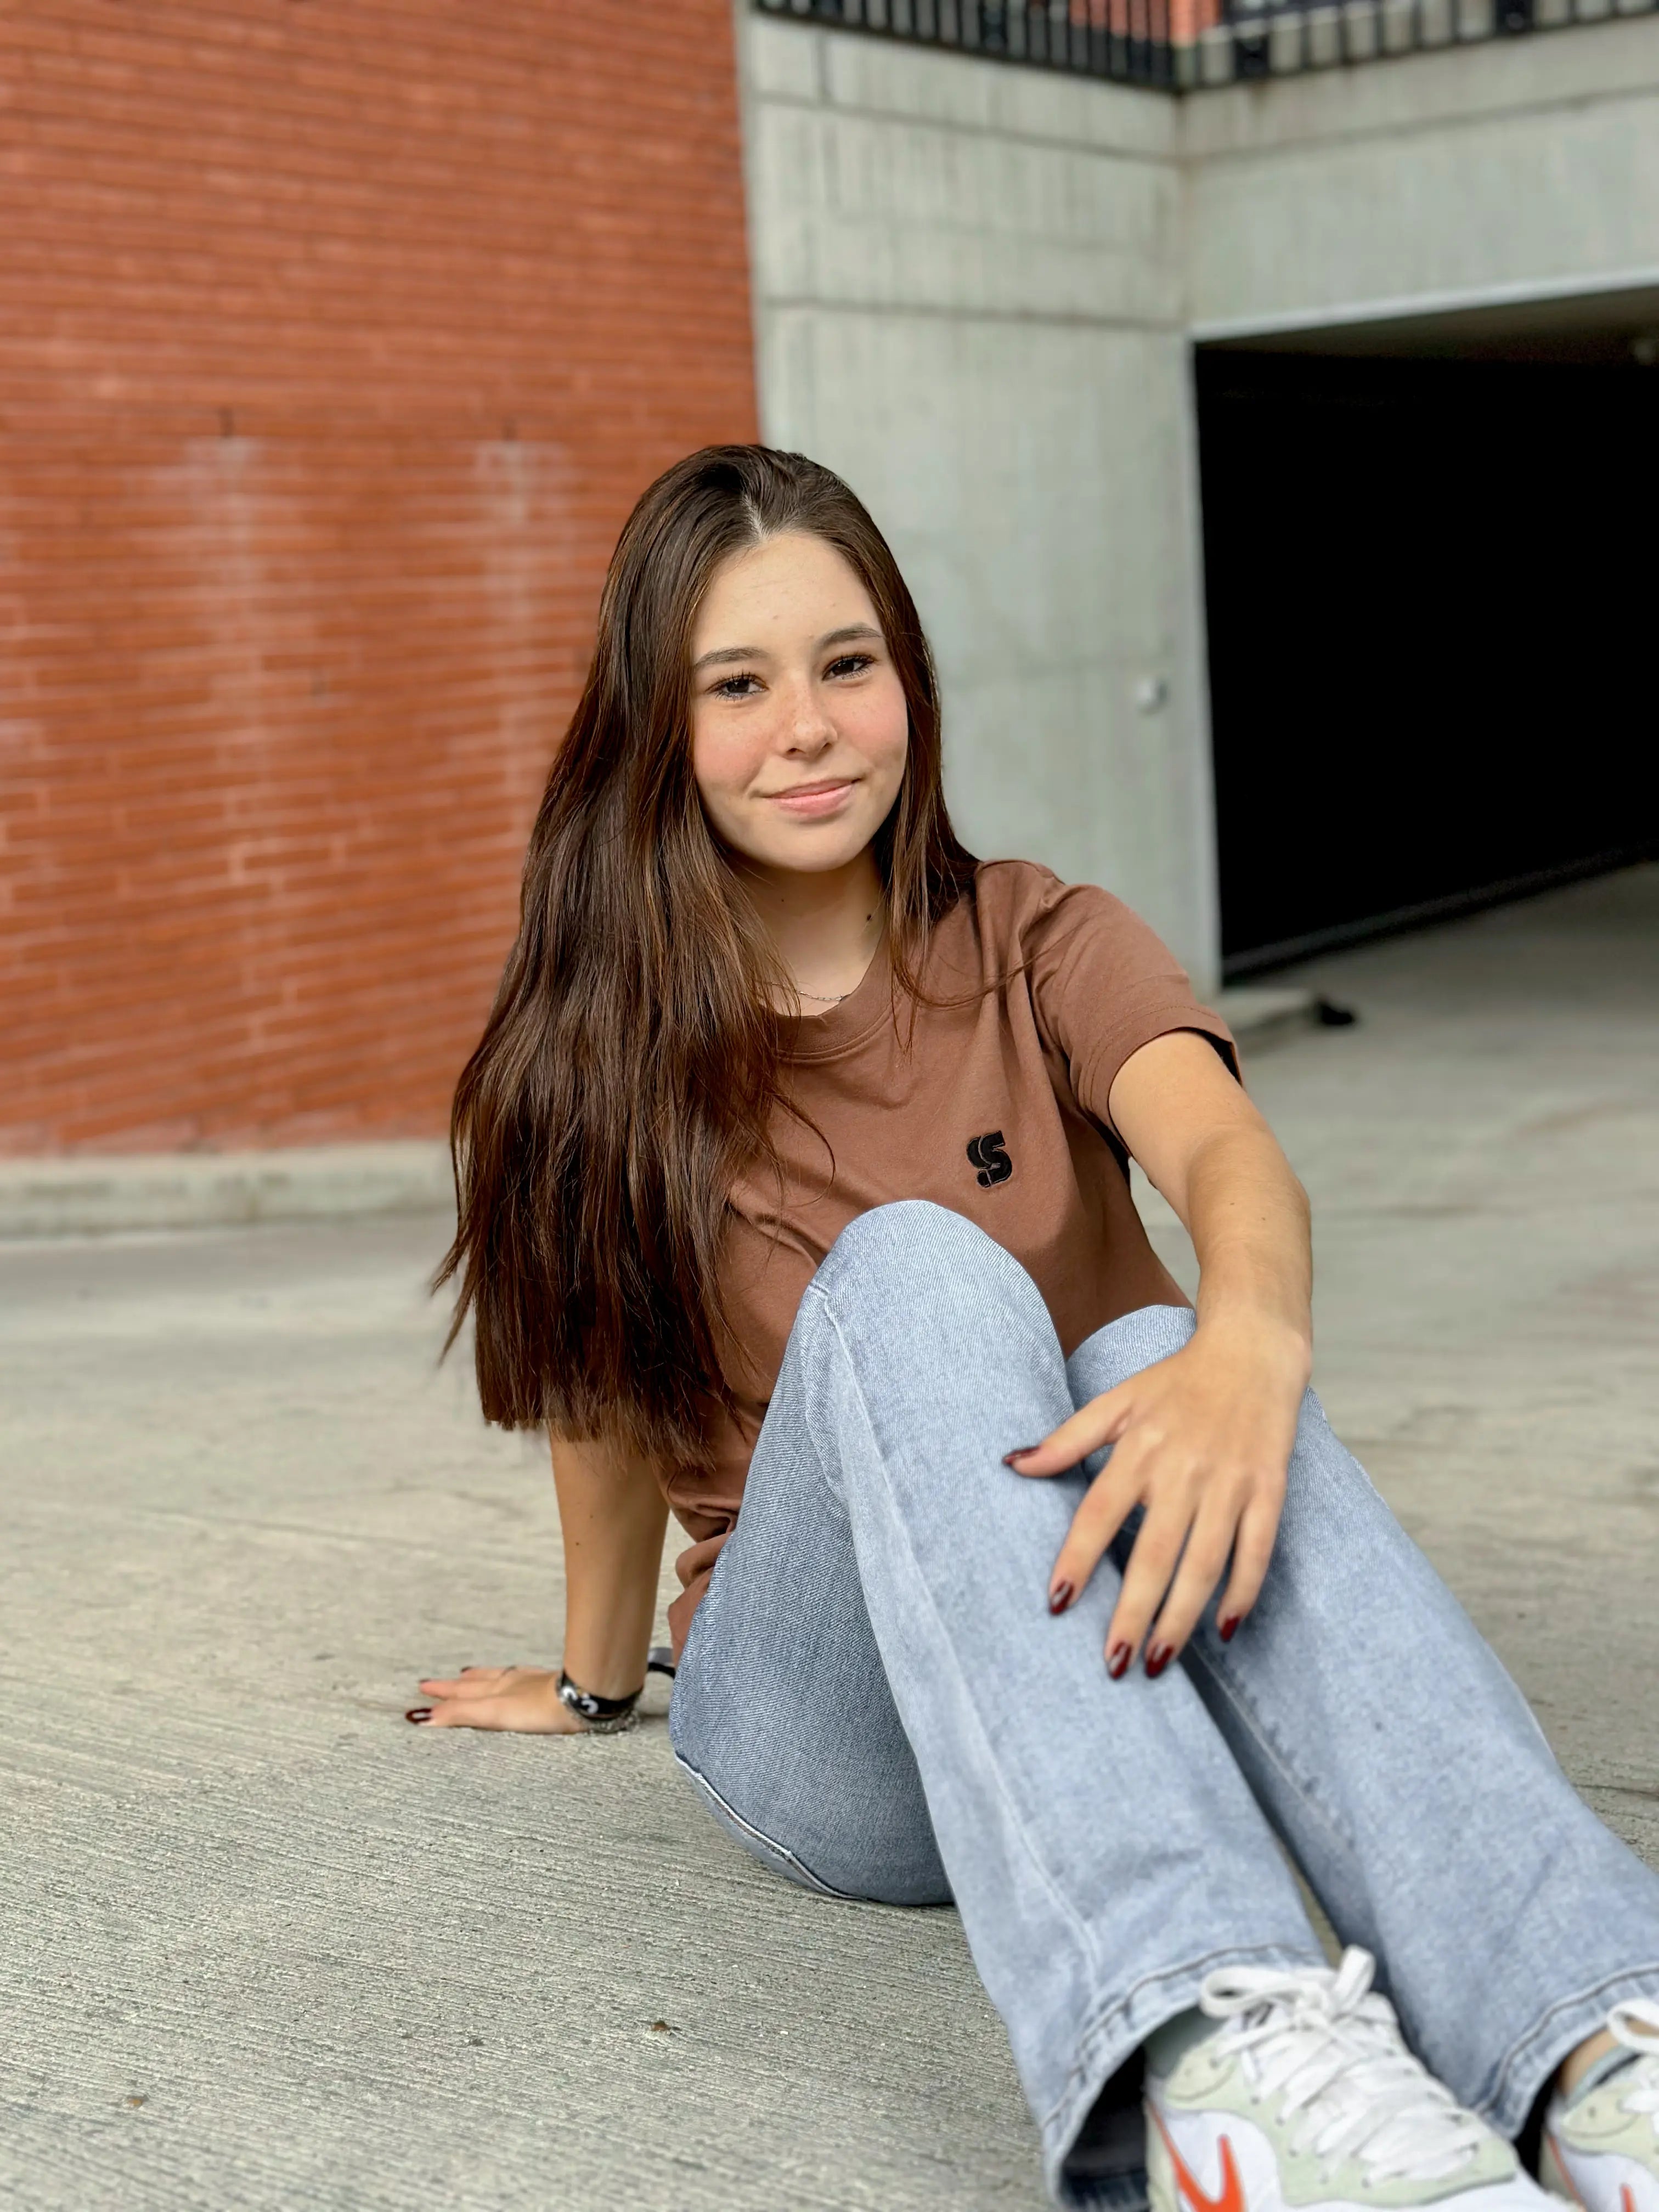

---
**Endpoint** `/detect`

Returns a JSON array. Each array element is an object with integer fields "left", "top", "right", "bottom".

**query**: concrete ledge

[
  {"left": 0, "top": 1142, "right": 453, "bottom": 1240},
  {"left": 0, "top": 996, "right": 1315, "bottom": 1238}
]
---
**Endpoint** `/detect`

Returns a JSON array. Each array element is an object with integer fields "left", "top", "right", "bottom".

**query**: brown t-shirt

[{"left": 662, "top": 859, "right": 1236, "bottom": 1657}]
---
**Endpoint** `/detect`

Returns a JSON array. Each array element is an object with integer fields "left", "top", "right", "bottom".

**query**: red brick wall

[{"left": 0, "top": 1, "right": 757, "bottom": 1154}]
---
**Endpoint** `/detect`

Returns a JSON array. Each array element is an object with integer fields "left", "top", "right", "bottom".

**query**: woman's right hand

[{"left": 406, "top": 1664, "right": 589, "bottom": 1733}]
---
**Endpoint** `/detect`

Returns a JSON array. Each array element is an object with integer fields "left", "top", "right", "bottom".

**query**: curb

[
  {"left": 0, "top": 1142, "right": 453, "bottom": 1240},
  {"left": 0, "top": 994, "right": 1320, "bottom": 1240}
]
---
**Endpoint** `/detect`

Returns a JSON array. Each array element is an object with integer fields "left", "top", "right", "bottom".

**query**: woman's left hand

[{"left": 1005, "top": 1314, "right": 1308, "bottom": 1676}]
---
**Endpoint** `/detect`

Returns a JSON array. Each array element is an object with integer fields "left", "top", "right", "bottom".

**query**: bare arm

[
  {"left": 1119, "top": 1029, "right": 1312, "bottom": 1369},
  {"left": 554, "top": 1435, "right": 670, "bottom": 1695},
  {"left": 1006, "top": 1029, "right": 1313, "bottom": 1674},
  {"left": 414, "top": 1435, "right": 669, "bottom": 1732}
]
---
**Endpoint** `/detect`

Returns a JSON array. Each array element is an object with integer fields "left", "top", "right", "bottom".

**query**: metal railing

[
  {"left": 757, "top": 0, "right": 1178, "bottom": 82},
  {"left": 753, "top": 0, "right": 1658, "bottom": 87}
]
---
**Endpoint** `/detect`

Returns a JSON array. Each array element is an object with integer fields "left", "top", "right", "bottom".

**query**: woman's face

[{"left": 689, "top": 531, "right": 909, "bottom": 880}]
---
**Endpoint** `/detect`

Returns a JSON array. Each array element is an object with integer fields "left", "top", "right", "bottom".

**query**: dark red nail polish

[
  {"left": 1002, "top": 1448, "right": 1037, "bottom": 1467},
  {"left": 1107, "top": 1642, "right": 1132, "bottom": 1679},
  {"left": 1048, "top": 1579, "right": 1074, "bottom": 1616},
  {"left": 1144, "top": 1644, "right": 1172, "bottom": 1679},
  {"left": 1218, "top": 1615, "right": 1240, "bottom": 1644},
  {"left": 405, "top": 1707, "right": 432, "bottom": 1724}
]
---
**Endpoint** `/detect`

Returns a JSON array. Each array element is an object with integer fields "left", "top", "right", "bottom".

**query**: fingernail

[
  {"left": 1218, "top": 1615, "right": 1241, "bottom": 1644},
  {"left": 1144, "top": 1644, "right": 1173, "bottom": 1679},
  {"left": 1106, "top": 1641, "right": 1132, "bottom": 1680},
  {"left": 405, "top": 1707, "right": 432, "bottom": 1724},
  {"left": 1048, "top": 1579, "right": 1074, "bottom": 1616},
  {"left": 1002, "top": 1447, "right": 1037, "bottom": 1468}
]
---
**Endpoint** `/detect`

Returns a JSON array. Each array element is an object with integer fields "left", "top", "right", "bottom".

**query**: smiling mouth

[{"left": 764, "top": 778, "right": 858, "bottom": 813}]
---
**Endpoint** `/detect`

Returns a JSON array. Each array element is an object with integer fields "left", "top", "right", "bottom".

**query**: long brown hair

[{"left": 438, "top": 445, "right": 978, "bottom": 1468}]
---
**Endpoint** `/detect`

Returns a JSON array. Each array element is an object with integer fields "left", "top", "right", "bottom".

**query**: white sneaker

[
  {"left": 1146, "top": 1948, "right": 1550, "bottom": 2212},
  {"left": 1541, "top": 2001, "right": 1659, "bottom": 2212}
]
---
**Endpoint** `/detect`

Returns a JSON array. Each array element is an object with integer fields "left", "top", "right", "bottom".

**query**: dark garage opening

[{"left": 1195, "top": 333, "right": 1659, "bottom": 978}]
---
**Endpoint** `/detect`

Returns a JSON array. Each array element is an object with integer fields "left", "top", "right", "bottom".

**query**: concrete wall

[
  {"left": 737, "top": 19, "right": 1222, "bottom": 984},
  {"left": 1184, "top": 22, "right": 1659, "bottom": 336},
  {"left": 737, "top": 12, "right": 1659, "bottom": 991}
]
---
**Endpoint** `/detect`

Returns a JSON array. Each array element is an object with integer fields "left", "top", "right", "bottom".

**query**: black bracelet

[
  {"left": 557, "top": 1671, "right": 640, "bottom": 1733},
  {"left": 558, "top": 1646, "right": 676, "bottom": 1735}
]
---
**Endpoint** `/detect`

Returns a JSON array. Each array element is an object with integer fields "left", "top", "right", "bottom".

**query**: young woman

[{"left": 411, "top": 447, "right": 1659, "bottom": 2212}]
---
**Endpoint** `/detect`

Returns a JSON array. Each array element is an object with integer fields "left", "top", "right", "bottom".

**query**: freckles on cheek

[
  {"left": 691, "top": 721, "right": 759, "bottom": 816},
  {"left": 848, "top": 680, "right": 910, "bottom": 778}
]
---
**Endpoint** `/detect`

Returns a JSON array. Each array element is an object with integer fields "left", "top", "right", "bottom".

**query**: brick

[{"left": 0, "top": 0, "right": 755, "bottom": 1151}]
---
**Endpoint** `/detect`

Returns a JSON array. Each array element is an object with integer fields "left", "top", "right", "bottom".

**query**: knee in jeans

[
  {"left": 1066, "top": 1301, "right": 1195, "bottom": 1413},
  {"left": 1120, "top": 1304, "right": 1197, "bottom": 1365},
  {"left": 821, "top": 1199, "right": 988, "bottom": 1278},
  {"left": 816, "top": 1200, "right": 1039, "bottom": 1320}
]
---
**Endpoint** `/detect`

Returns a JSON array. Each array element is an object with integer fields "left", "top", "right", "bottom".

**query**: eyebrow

[{"left": 691, "top": 622, "right": 883, "bottom": 674}]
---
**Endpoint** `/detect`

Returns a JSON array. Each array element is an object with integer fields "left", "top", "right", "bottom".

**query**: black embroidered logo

[{"left": 966, "top": 1131, "right": 1012, "bottom": 1188}]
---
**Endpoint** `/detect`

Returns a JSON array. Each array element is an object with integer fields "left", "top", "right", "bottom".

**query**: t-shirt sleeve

[{"left": 1002, "top": 867, "right": 1237, "bottom": 1136}]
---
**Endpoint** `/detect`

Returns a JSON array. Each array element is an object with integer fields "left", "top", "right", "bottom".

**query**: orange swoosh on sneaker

[
  {"left": 1543, "top": 2136, "right": 1590, "bottom": 2210},
  {"left": 1149, "top": 2107, "right": 1246, "bottom": 2212}
]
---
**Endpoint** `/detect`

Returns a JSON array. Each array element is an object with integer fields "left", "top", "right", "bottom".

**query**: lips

[{"left": 764, "top": 778, "right": 858, "bottom": 816}]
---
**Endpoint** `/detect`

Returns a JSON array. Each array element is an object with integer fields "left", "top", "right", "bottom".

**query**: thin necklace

[{"left": 792, "top": 909, "right": 882, "bottom": 1007}]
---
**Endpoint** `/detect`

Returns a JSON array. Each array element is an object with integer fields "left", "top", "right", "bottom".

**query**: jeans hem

[
  {"left": 1476, "top": 1956, "right": 1659, "bottom": 2137},
  {"left": 1041, "top": 1938, "right": 1324, "bottom": 2207}
]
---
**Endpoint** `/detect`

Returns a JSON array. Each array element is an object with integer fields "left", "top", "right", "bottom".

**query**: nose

[{"left": 781, "top": 673, "right": 836, "bottom": 756}]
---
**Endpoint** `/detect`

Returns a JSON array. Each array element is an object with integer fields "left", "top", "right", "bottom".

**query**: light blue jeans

[{"left": 669, "top": 1203, "right": 1659, "bottom": 2207}]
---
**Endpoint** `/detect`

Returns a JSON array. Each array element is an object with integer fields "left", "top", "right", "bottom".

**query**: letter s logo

[{"left": 966, "top": 1131, "right": 1013, "bottom": 1188}]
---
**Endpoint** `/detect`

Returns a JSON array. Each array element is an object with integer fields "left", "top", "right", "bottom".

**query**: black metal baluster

[{"left": 741, "top": 0, "right": 1188, "bottom": 89}]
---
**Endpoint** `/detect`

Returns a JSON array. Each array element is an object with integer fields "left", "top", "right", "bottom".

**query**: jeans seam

[
  {"left": 812, "top": 1289, "right": 1110, "bottom": 2001},
  {"left": 1473, "top": 1955, "right": 1659, "bottom": 2125},
  {"left": 672, "top": 1748, "right": 861, "bottom": 1901},
  {"left": 1181, "top": 1638, "right": 1361, "bottom": 1867}
]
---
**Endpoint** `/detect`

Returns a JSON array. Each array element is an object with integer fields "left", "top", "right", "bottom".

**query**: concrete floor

[{"left": 3, "top": 865, "right": 1656, "bottom": 2212}]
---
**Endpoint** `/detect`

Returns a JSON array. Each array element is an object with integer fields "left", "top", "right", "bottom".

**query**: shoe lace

[
  {"left": 1606, "top": 2000, "right": 1659, "bottom": 2130},
  {"left": 1199, "top": 1948, "right": 1490, "bottom": 2187}
]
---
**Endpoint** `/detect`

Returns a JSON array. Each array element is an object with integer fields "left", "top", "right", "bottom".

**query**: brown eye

[{"left": 825, "top": 653, "right": 875, "bottom": 680}]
